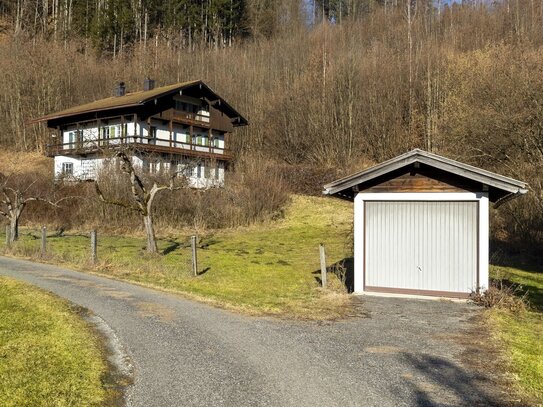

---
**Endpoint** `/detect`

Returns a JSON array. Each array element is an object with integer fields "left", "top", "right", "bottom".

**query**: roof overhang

[
  {"left": 31, "top": 80, "right": 248, "bottom": 127},
  {"left": 323, "top": 149, "right": 528, "bottom": 207}
]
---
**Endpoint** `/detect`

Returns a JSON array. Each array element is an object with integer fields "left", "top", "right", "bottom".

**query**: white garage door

[{"left": 364, "top": 201, "right": 478, "bottom": 295}]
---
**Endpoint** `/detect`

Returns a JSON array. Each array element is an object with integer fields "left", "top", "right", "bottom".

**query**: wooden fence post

[
  {"left": 5, "top": 225, "right": 10, "bottom": 247},
  {"left": 90, "top": 230, "right": 97, "bottom": 265},
  {"left": 41, "top": 226, "right": 47, "bottom": 256},
  {"left": 319, "top": 243, "right": 327, "bottom": 288},
  {"left": 191, "top": 235, "right": 198, "bottom": 277}
]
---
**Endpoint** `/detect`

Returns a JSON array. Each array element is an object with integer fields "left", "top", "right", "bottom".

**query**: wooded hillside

[{"left": 0, "top": 0, "right": 541, "bottom": 247}]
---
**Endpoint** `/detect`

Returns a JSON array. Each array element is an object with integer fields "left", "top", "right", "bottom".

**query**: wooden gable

[{"left": 359, "top": 164, "right": 482, "bottom": 194}]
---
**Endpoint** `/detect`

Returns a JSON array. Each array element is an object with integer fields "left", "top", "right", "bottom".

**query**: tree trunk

[
  {"left": 143, "top": 214, "right": 158, "bottom": 253},
  {"left": 10, "top": 215, "right": 18, "bottom": 243}
]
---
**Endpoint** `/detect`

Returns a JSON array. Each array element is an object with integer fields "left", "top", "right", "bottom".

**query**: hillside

[{"left": 0, "top": 1, "right": 541, "bottom": 249}]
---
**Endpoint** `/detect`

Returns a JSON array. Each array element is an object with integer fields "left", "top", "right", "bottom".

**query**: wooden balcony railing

[
  {"left": 155, "top": 110, "right": 212, "bottom": 128},
  {"left": 46, "top": 136, "right": 232, "bottom": 160}
]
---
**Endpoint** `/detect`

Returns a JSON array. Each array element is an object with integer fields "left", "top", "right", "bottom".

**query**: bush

[
  {"left": 470, "top": 279, "right": 529, "bottom": 313},
  {"left": 22, "top": 155, "right": 290, "bottom": 234}
]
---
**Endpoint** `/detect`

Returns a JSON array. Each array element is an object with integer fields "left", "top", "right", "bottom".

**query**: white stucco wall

[
  {"left": 54, "top": 156, "right": 108, "bottom": 180},
  {"left": 54, "top": 154, "right": 225, "bottom": 188}
]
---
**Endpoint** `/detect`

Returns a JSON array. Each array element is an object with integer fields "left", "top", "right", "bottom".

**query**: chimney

[
  {"left": 143, "top": 78, "right": 155, "bottom": 91},
  {"left": 114, "top": 82, "right": 126, "bottom": 97}
]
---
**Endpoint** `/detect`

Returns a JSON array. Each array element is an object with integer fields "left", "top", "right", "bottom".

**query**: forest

[{"left": 0, "top": 0, "right": 541, "bottom": 249}]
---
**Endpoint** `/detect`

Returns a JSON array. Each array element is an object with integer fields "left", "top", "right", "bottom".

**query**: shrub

[{"left": 470, "top": 279, "right": 529, "bottom": 313}]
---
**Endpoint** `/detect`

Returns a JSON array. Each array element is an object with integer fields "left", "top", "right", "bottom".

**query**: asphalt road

[{"left": 0, "top": 256, "right": 503, "bottom": 407}]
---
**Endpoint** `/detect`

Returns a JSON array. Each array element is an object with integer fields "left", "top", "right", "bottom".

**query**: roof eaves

[
  {"left": 30, "top": 102, "right": 143, "bottom": 124},
  {"left": 323, "top": 149, "right": 528, "bottom": 197},
  {"left": 323, "top": 155, "right": 418, "bottom": 195}
]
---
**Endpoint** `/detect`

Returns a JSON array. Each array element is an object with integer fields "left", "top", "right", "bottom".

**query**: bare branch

[{"left": 94, "top": 181, "right": 139, "bottom": 212}]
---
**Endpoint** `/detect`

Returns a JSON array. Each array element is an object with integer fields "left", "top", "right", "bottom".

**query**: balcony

[
  {"left": 155, "top": 109, "right": 211, "bottom": 129},
  {"left": 46, "top": 136, "right": 233, "bottom": 161}
]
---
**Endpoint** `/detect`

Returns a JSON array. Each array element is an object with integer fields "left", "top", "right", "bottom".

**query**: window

[
  {"left": 175, "top": 100, "right": 200, "bottom": 114},
  {"left": 204, "top": 164, "right": 210, "bottom": 179},
  {"left": 101, "top": 125, "right": 119, "bottom": 140},
  {"left": 149, "top": 161, "right": 159, "bottom": 174},
  {"left": 213, "top": 135, "right": 224, "bottom": 148},
  {"left": 149, "top": 126, "right": 157, "bottom": 145},
  {"left": 62, "top": 162, "right": 73, "bottom": 176},
  {"left": 68, "top": 132, "right": 75, "bottom": 148},
  {"left": 196, "top": 163, "right": 202, "bottom": 178},
  {"left": 175, "top": 100, "right": 184, "bottom": 111},
  {"left": 215, "top": 163, "right": 220, "bottom": 180}
]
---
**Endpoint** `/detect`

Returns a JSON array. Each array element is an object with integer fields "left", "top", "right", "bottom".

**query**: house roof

[
  {"left": 323, "top": 149, "right": 528, "bottom": 206},
  {"left": 31, "top": 80, "right": 248, "bottom": 126}
]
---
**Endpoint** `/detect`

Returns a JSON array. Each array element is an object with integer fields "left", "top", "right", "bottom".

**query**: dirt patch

[
  {"left": 364, "top": 345, "right": 403, "bottom": 354},
  {"left": 135, "top": 301, "right": 176, "bottom": 323}
]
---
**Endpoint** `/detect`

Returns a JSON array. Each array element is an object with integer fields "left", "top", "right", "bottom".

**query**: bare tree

[
  {"left": 94, "top": 152, "right": 183, "bottom": 254},
  {"left": 0, "top": 172, "right": 64, "bottom": 243}
]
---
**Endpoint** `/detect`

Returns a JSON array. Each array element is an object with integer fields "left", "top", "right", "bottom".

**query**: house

[
  {"left": 323, "top": 149, "right": 528, "bottom": 298},
  {"left": 32, "top": 79, "right": 248, "bottom": 187}
]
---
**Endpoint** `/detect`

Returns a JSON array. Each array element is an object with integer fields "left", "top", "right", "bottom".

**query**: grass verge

[
  {"left": 0, "top": 277, "right": 110, "bottom": 406},
  {"left": 0, "top": 195, "right": 355, "bottom": 319},
  {"left": 488, "top": 265, "right": 543, "bottom": 405}
]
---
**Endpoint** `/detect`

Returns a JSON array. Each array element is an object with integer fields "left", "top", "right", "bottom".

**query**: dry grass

[{"left": 0, "top": 150, "right": 52, "bottom": 174}]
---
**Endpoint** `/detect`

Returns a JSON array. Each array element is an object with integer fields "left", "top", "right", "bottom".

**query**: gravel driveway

[{"left": 0, "top": 256, "right": 503, "bottom": 407}]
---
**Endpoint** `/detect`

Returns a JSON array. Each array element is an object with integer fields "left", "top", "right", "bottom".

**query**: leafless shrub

[{"left": 470, "top": 279, "right": 529, "bottom": 313}]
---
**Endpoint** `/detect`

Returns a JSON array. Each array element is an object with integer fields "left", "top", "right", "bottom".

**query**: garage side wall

[{"left": 353, "top": 192, "right": 489, "bottom": 296}]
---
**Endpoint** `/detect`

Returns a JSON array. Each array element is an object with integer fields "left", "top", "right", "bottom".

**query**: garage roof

[{"left": 323, "top": 149, "right": 528, "bottom": 205}]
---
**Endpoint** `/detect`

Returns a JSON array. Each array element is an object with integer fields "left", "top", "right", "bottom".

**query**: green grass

[
  {"left": 489, "top": 265, "right": 543, "bottom": 405},
  {"left": 0, "top": 277, "right": 109, "bottom": 406},
  {"left": 1, "top": 195, "right": 355, "bottom": 319}
]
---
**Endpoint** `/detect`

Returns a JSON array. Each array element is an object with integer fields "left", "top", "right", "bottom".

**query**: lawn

[
  {"left": 0, "top": 195, "right": 355, "bottom": 319},
  {"left": 488, "top": 265, "right": 543, "bottom": 405},
  {"left": 0, "top": 277, "right": 110, "bottom": 406}
]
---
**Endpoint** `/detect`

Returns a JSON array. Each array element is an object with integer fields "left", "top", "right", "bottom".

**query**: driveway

[{"left": 0, "top": 256, "right": 503, "bottom": 407}]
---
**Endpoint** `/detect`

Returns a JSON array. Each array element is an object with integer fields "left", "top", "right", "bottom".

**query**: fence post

[
  {"left": 191, "top": 235, "right": 198, "bottom": 277},
  {"left": 319, "top": 243, "right": 327, "bottom": 288},
  {"left": 90, "top": 230, "right": 97, "bottom": 265},
  {"left": 41, "top": 226, "right": 47, "bottom": 256},
  {"left": 5, "top": 225, "right": 10, "bottom": 247}
]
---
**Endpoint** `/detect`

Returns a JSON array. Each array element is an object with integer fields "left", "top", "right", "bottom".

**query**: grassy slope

[
  {"left": 0, "top": 277, "right": 107, "bottom": 406},
  {"left": 489, "top": 266, "right": 543, "bottom": 405},
  {"left": 2, "top": 195, "right": 355, "bottom": 318}
]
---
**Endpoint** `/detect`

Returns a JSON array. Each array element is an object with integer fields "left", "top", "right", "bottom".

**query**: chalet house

[{"left": 33, "top": 79, "right": 248, "bottom": 187}]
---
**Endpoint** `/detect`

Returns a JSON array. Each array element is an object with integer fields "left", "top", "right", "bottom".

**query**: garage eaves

[{"left": 323, "top": 149, "right": 528, "bottom": 206}]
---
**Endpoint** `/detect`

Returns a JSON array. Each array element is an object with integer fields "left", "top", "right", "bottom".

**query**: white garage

[{"left": 323, "top": 149, "right": 527, "bottom": 298}]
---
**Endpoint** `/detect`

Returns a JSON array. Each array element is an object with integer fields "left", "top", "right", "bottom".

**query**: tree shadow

[
  {"left": 401, "top": 352, "right": 508, "bottom": 407},
  {"left": 197, "top": 267, "right": 210, "bottom": 276},
  {"left": 490, "top": 239, "right": 543, "bottom": 274},
  {"left": 312, "top": 257, "right": 354, "bottom": 292},
  {"left": 162, "top": 241, "right": 181, "bottom": 255}
]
